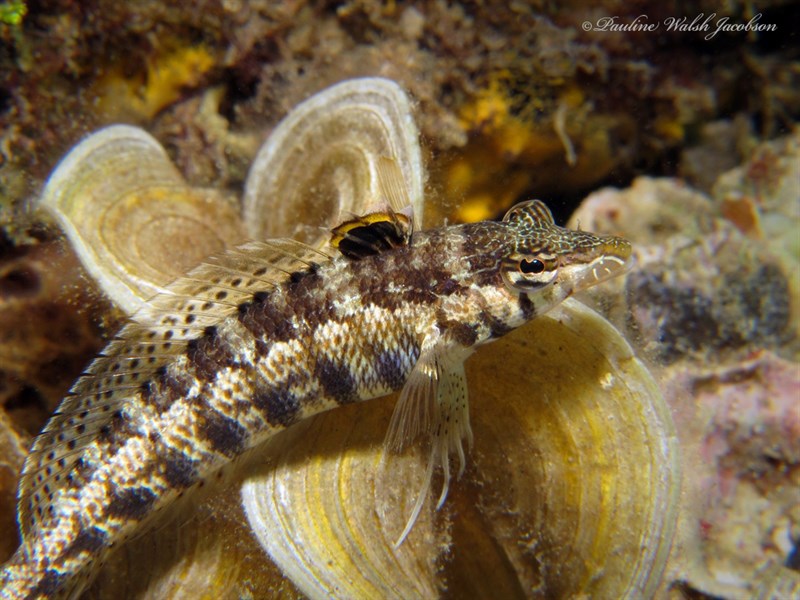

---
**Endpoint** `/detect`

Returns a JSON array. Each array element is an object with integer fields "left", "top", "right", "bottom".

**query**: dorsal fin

[
  {"left": 17, "top": 238, "right": 331, "bottom": 539},
  {"left": 503, "top": 200, "right": 556, "bottom": 228},
  {"left": 377, "top": 155, "right": 417, "bottom": 228},
  {"left": 330, "top": 211, "right": 412, "bottom": 260},
  {"left": 330, "top": 156, "right": 417, "bottom": 260}
]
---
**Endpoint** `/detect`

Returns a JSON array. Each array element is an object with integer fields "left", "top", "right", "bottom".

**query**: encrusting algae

[
  {"left": 445, "top": 71, "right": 620, "bottom": 224},
  {"left": 93, "top": 44, "right": 217, "bottom": 123}
]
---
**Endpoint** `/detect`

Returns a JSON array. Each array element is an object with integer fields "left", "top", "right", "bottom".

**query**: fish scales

[{"left": 1, "top": 201, "right": 632, "bottom": 598}]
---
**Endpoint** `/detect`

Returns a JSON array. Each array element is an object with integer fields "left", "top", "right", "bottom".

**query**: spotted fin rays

[
  {"left": 383, "top": 331, "right": 474, "bottom": 545},
  {"left": 16, "top": 239, "right": 332, "bottom": 542}
]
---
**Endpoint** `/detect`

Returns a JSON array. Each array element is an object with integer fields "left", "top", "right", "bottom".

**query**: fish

[{"left": 0, "top": 198, "right": 631, "bottom": 599}]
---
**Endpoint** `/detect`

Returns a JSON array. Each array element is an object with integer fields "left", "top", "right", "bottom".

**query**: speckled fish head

[{"left": 500, "top": 199, "right": 632, "bottom": 297}]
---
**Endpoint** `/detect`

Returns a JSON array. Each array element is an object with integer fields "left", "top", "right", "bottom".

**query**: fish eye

[
  {"left": 519, "top": 258, "right": 545, "bottom": 274},
  {"left": 502, "top": 253, "right": 558, "bottom": 293}
]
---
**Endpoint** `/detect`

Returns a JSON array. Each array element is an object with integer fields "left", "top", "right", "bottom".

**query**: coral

[
  {"left": 627, "top": 260, "right": 791, "bottom": 363},
  {"left": 570, "top": 132, "right": 800, "bottom": 598},
  {"left": 665, "top": 351, "right": 800, "bottom": 598},
  {"left": 713, "top": 132, "right": 800, "bottom": 338},
  {"left": 573, "top": 171, "right": 796, "bottom": 360},
  {"left": 575, "top": 130, "right": 800, "bottom": 362}
]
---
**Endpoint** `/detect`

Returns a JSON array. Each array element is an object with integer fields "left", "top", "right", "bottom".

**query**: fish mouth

[{"left": 572, "top": 237, "right": 633, "bottom": 291}]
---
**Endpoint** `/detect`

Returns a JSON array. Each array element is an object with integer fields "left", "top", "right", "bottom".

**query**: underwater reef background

[
  {"left": 1, "top": 0, "right": 798, "bottom": 223},
  {"left": 0, "top": 1, "right": 798, "bottom": 598}
]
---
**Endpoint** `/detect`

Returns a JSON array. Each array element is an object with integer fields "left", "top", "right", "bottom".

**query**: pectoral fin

[{"left": 384, "top": 334, "right": 473, "bottom": 546}]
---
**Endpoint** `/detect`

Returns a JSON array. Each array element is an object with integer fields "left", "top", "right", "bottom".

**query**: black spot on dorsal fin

[{"left": 330, "top": 211, "right": 412, "bottom": 260}]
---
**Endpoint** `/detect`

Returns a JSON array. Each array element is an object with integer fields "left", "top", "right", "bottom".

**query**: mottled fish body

[{"left": 1, "top": 201, "right": 631, "bottom": 599}]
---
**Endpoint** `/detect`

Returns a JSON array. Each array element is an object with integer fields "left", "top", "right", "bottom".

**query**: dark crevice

[{"left": 4, "top": 384, "right": 47, "bottom": 412}]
